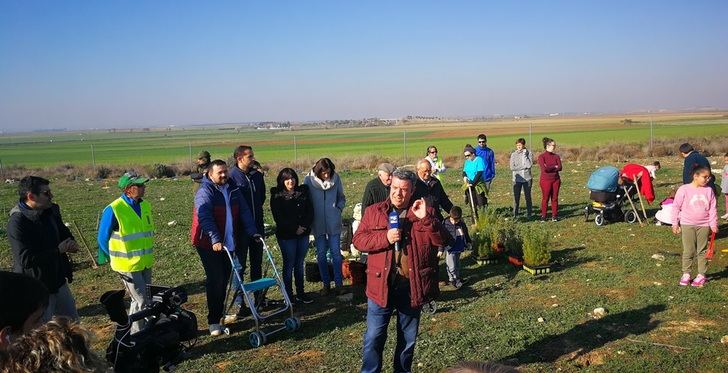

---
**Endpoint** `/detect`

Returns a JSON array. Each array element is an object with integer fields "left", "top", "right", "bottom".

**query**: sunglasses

[
  {"left": 478, "top": 140, "right": 486, "bottom": 143},
  {"left": 429, "top": 151, "right": 437, "bottom": 154}
]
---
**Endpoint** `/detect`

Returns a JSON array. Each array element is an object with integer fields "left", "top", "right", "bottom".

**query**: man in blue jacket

[
  {"left": 229, "top": 145, "right": 266, "bottom": 306},
  {"left": 191, "top": 159, "right": 258, "bottom": 336},
  {"left": 475, "top": 134, "right": 496, "bottom": 197},
  {"left": 680, "top": 143, "right": 715, "bottom": 188}
]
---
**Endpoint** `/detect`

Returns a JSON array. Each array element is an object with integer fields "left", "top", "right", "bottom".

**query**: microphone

[{"left": 388, "top": 210, "right": 400, "bottom": 252}]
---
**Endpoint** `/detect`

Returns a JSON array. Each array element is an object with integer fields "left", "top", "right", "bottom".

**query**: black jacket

[
  {"left": 683, "top": 152, "right": 715, "bottom": 187},
  {"left": 413, "top": 177, "right": 454, "bottom": 222},
  {"left": 230, "top": 165, "right": 266, "bottom": 234},
  {"left": 270, "top": 185, "right": 314, "bottom": 240},
  {"left": 7, "top": 202, "right": 74, "bottom": 293},
  {"left": 361, "top": 178, "right": 389, "bottom": 218}
]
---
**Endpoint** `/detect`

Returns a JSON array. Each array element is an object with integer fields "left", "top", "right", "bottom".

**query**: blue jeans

[
  {"left": 315, "top": 234, "right": 343, "bottom": 288},
  {"left": 278, "top": 235, "right": 309, "bottom": 296},
  {"left": 361, "top": 282, "right": 421, "bottom": 373}
]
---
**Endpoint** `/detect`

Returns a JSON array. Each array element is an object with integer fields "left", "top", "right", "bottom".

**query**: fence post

[
  {"left": 403, "top": 130, "right": 407, "bottom": 164},
  {"left": 188, "top": 141, "right": 192, "bottom": 165},
  {"left": 294, "top": 135, "right": 297, "bottom": 163},
  {"left": 91, "top": 144, "right": 96, "bottom": 169}
]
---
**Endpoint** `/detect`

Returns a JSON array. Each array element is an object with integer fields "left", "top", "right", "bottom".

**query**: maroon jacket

[{"left": 352, "top": 199, "right": 445, "bottom": 309}]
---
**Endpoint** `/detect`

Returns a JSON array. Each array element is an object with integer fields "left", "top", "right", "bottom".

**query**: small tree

[
  {"left": 473, "top": 230, "right": 494, "bottom": 259},
  {"left": 521, "top": 226, "right": 552, "bottom": 267}
]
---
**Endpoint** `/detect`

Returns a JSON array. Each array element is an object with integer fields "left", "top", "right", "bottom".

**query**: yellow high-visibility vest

[{"left": 108, "top": 197, "right": 154, "bottom": 272}]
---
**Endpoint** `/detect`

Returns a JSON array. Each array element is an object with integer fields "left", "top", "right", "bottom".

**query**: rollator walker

[{"left": 222, "top": 236, "right": 301, "bottom": 347}]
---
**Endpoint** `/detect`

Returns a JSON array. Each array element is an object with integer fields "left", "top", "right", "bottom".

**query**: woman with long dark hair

[{"left": 270, "top": 168, "right": 314, "bottom": 303}]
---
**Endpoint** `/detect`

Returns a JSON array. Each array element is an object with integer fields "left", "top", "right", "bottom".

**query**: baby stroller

[
  {"left": 222, "top": 237, "right": 301, "bottom": 347},
  {"left": 584, "top": 166, "right": 639, "bottom": 226}
]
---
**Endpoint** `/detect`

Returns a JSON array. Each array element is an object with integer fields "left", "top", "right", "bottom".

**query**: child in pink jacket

[{"left": 672, "top": 166, "right": 719, "bottom": 287}]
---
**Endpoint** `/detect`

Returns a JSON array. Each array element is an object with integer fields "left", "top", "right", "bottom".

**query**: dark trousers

[
  {"left": 513, "top": 180, "right": 533, "bottom": 217},
  {"left": 196, "top": 247, "right": 232, "bottom": 324},
  {"left": 361, "top": 281, "right": 421, "bottom": 373},
  {"left": 237, "top": 236, "right": 263, "bottom": 283},
  {"left": 463, "top": 185, "right": 487, "bottom": 210},
  {"left": 540, "top": 178, "right": 561, "bottom": 218}
]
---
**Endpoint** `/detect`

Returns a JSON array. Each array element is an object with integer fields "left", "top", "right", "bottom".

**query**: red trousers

[{"left": 540, "top": 178, "right": 561, "bottom": 218}]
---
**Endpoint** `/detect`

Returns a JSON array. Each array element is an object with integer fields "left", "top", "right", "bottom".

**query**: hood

[
  {"left": 10, "top": 200, "right": 45, "bottom": 221},
  {"left": 306, "top": 170, "right": 339, "bottom": 191}
]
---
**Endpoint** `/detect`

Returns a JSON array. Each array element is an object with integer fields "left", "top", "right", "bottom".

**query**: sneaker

[
  {"left": 691, "top": 274, "right": 706, "bottom": 288},
  {"left": 679, "top": 273, "right": 691, "bottom": 286},
  {"left": 209, "top": 323, "right": 223, "bottom": 336},
  {"left": 721, "top": 213, "right": 728, "bottom": 220},
  {"left": 223, "top": 313, "right": 237, "bottom": 324},
  {"left": 296, "top": 293, "right": 314, "bottom": 304},
  {"left": 540, "top": 217, "right": 546, "bottom": 222},
  {"left": 551, "top": 217, "right": 558, "bottom": 222},
  {"left": 452, "top": 280, "right": 463, "bottom": 289}
]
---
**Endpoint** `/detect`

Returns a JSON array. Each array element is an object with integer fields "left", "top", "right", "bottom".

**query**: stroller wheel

[
  {"left": 625, "top": 210, "right": 638, "bottom": 224},
  {"left": 594, "top": 214, "right": 605, "bottom": 226},
  {"left": 249, "top": 331, "right": 267, "bottom": 348},
  {"left": 285, "top": 317, "right": 302, "bottom": 332}
]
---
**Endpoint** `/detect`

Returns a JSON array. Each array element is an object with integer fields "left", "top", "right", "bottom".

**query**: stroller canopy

[{"left": 587, "top": 166, "right": 620, "bottom": 192}]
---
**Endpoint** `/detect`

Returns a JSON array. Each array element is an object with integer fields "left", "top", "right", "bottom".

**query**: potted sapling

[
  {"left": 474, "top": 230, "right": 497, "bottom": 266},
  {"left": 521, "top": 226, "right": 553, "bottom": 275},
  {"left": 504, "top": 225, "right": 524, "bottom": 267}
]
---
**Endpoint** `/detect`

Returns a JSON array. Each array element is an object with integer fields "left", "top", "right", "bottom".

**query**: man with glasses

[
  {"left": 7, "top": 176, "right": 80, "bottom": 322},
  {"left": 475, "top": 134, "right": 496, "bottom": 204},
  {"left": 97, "top": 172, "right": 155, "bottom": 333}
]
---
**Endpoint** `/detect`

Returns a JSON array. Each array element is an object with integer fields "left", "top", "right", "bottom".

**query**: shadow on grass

[
  {"left": 183, "top": 284, "right": 368, "bottom": 360},
  {"left": 501, "top": 304, "right": 666, "bottom": 365},
  {"left": 550, "top": 246, "right": 596, "bottom": 273}
]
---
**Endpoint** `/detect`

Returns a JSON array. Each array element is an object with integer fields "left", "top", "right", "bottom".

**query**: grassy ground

[
  {"left": 1, "top": 112, "right": 727, "bottom": 168},
  {"left": 1, "top": 155, "right": 728, "bottom": 372}
]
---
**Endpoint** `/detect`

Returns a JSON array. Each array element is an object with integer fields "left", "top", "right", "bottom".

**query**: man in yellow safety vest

[{"left": 97, "top": 171, "right": 154, "bottom": 333}]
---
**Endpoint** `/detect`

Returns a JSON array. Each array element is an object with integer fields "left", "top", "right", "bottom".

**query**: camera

[{"left": 100, "top": 285, "right": 198, "bottom": 372}]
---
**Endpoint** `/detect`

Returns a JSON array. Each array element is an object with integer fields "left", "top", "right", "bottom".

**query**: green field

[
  {"left": 1, "top": 156, "right": 728, "bottom": 372},
  {"left": 1, "top": 112, "right": 727, "bottom": 168}
]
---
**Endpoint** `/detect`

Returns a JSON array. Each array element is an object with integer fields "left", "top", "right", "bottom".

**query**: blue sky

[{"left": 1, "top": 1, "right": 726, "bottom": 130}]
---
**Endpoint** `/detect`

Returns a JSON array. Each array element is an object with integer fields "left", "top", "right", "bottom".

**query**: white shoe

[
  {"left": 721, "top": 213, "right": 728, "bottom": 220},
  {"left": 209, "top": 323, "right": 223, "bottom": 336}
]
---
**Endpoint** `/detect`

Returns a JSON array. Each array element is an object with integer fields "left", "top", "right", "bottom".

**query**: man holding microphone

[{"left": 353, "top": 168, "right": 446, "bottom": 373}]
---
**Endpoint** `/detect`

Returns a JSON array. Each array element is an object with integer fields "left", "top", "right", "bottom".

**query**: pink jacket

[{"left": 672, "top": 184, "right": 718, "bottom": 230}]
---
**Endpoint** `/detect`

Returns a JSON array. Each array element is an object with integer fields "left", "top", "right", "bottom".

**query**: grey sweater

[{"left": 509, "top": 149, "right": 533, "bottom": 183}]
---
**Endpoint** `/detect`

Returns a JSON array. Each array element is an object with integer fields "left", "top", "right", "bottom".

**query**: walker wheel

[
  {"left": 625, "top": 210, "right": 638, "bottom": 224},
  {"left": 223, "top": 327, "right": 231, "bottom": 336},
  {"left": 285, "top": 317, "right": 302, "bottom": 332},
  {"left": 249, "top": 331, "right": 266, "bottom": 348},
  {"left": 594, "top": 214, "right": 605, "bottom": 226}
]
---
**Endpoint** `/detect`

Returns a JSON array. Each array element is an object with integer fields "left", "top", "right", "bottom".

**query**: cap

[
  {"left": 377, "top": 163, "right": 395, "bottom": 174},
  {"left": 197, "top": 150, "right": 211, "bottom": 160},
  {"left": 118, "top": 172, "right": 149, "bottom": 189},
  {"left": 463, "top": 145, "right": 476, "bottom": 155}
]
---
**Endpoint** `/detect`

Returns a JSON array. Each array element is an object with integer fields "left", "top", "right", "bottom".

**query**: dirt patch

[
  {"left": 214, "top": 360, "right": 233, "bottom": 371},
  {"left": 284, "top": 349, "right": 325, "bottom": 366},
  {"left": 571, "top": 348, "right": 608, "bottom": 368},
  {"left": 659, "top": 319, "right": 717, "bottom": 334}
]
